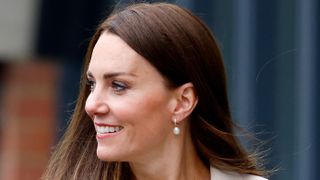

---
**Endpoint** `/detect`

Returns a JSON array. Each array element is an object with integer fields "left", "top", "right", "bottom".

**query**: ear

[{"left": 172, "top": 83, "right": 198, "bottom": 122}]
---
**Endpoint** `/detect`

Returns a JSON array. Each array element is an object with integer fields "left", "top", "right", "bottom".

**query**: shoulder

[{"left": 210, "top": 166, "right": 268, "bottom": 180}]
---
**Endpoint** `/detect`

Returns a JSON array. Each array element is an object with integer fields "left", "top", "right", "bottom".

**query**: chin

[{"left": 96, "top": 146, "right": 124, "bottom": 162}]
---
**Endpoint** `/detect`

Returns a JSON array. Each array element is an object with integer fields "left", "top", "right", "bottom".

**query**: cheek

[{"left": 113, "top": 92, "right": 172, "bottom": 127}]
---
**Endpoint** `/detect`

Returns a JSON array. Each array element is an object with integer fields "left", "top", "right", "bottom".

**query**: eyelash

[
  {"left": 86, "top": 79, "right": 129, "bottom": 94},
  {"left": 111, "top": 81, "right": 129, "bottom": 93},
  {"left": 86, "top": 79, "right": 96, "bottom": 92}
]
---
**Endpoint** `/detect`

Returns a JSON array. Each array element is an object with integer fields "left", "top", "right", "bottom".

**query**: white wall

[{"left": 0, "top": 0, "right": 39, "bottom": 60}]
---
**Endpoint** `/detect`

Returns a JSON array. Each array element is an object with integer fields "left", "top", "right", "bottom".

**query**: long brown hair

[{"left": 42, "top": 2, "right": 265, "bottom": 179}]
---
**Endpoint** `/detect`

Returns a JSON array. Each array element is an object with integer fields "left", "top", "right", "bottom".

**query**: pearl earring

[{"left": 173, "top": 118, "right": 180, "bottom": 135}]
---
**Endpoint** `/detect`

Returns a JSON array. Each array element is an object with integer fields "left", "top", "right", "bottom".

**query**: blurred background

[{"left": 0, "top": 0, "right": 319, "bottom": 179}]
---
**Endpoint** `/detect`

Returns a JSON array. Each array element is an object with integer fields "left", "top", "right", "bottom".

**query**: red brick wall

[{"left": 0, "top": 62, "right": 59, "bottom": 180}]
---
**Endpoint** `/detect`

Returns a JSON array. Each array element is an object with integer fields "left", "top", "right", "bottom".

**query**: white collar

[{"left": 210, "top": 166, "right": 267, "bottom": 180}]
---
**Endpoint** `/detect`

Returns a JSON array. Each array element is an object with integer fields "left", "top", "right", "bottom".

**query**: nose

[{"left": 85, "top": 92, "right": 109, "bottom": 118}]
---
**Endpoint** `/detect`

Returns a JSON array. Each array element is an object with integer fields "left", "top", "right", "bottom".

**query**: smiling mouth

[{"left": 96, "top": 125, "right": 123, "bottom": 134}]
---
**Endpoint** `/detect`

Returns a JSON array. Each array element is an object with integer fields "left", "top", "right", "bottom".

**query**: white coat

[{"left": 210, "top": 166, "right": 268, "bottom": 180}]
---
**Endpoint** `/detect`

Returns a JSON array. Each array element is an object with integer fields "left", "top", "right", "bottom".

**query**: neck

[{"left": 129, "top": 124, "right": 210, "bottom": 180}]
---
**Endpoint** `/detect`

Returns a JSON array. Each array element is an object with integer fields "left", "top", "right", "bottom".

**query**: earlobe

[{"left": 173, "top": 83, "right": 198, "bottom": 122}]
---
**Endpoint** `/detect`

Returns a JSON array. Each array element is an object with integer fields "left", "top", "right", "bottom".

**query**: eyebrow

[{"left": 86, "top": 71, "right": 136, "bottom": 79}]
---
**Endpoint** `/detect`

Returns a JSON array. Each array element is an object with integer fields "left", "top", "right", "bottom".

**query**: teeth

[{"left": 96, "top": 126, "right": 122, "bottom": 134}]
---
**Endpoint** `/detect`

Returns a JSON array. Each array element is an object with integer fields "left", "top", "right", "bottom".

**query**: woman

[{"left": 42, "top": 2, "right": 267, "bottom": 180}]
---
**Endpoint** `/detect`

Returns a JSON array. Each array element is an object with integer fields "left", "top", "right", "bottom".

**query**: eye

[
  {"left": 86, "top": 79, "right": 96, "bottom": 92},
  {"left": 111, "top": 80, "right": 128, "bottom": 93}
]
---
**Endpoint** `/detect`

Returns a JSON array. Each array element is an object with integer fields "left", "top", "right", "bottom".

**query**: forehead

[
  {"left": 88, "top": 32, "right": 167, "bottom": 84},
  {"left": 89, "top": 32, "right": 141, "bottom": 72}
]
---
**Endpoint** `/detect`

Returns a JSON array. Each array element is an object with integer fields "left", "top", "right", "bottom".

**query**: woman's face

[{"left": 85, "top": 32, "right": 177, "bottom": 162}]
